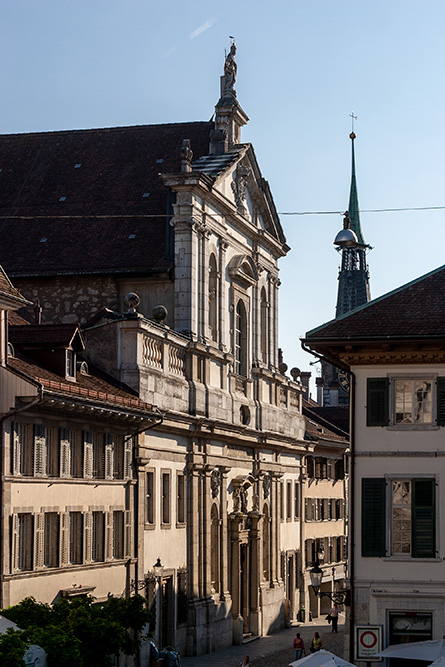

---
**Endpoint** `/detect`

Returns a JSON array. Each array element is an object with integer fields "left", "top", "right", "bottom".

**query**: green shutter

[
  {"left": 362, "top": 478, "right": 386, "bottom": 557},
  {"left": 412, "top": 479, "right": 435, "bottom": 558},
  {"left": 367, "top": 378, "right": 389, "bottom": 426},
  {"left": 437, "top": 378, "right": 445, "bottom": 425}
]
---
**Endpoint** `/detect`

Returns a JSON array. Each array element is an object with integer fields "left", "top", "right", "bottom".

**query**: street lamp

[
  {"left": 153, "top": 558, "right": 164, "bottom": 579},
  {"left": 309, "top": 561, "right": 350, "bottom": 606}
]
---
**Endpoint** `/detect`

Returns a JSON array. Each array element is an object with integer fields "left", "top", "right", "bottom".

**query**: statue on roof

[{"left": 223, "top": 42, "right": 237, "bottom": 96}]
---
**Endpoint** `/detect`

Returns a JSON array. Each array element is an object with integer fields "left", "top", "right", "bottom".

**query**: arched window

[
  {"left": 260, "top": 287, "right": 268, "bottom": 363},
  {"left": 209, "top": 254, "right": 218, "bottom": 342},
  {"left": 235, "top": 300, "right": 247, "bottom": 376},
  {"left": 262, "top": 504, "right": 270, "bottom": 581},
  {"left": 210, "top": 503, "right": 220, "bottom": 593}
]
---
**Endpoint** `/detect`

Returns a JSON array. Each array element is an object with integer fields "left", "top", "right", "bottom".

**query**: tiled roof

[
  {"left": 8, "top": 353, "right": 156, "bottom": 414},
  {"left": 191, "top": 148, "right": 242, "bottom": 177},
  {"left": 9, "top": 323, "right": 83, "bottom": 348},
  {"left": 0, "top": 264, "right": 29, "bottom": 305},
  {"left": 0, "top": 122, "right": 213, "bottom": 277},
  {"left": 304, "top": 404, "right": 349, "bottom": 436},
  {"left": 303, "top": 399, "right": 349, "bottom": 442},
  {"left": 305, "top": 263, "right": 445, "bottom": 342}
]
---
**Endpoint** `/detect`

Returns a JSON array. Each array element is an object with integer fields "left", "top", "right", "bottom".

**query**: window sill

[
  {"left": 144, "top": 523, "right": 156, "bottom": 530},
  {"left": 175, "top": 522, "right": 186, "bottom": 529},
  {"left": 382, "top": 556, "right": 441, "bottom": 562},
  {"left": 161, "top": 523, "right": 172, "bottom": 530},
  {"left": 387, "top": 425, "right": 440, "bottom": 431}
]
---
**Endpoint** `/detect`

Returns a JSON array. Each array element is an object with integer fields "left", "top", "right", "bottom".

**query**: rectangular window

[
  {"left": 392, "top": 478, "right": 436, "bottom": 558},
  {"left": 394, "top": 379, "right": 432, "bottom": 424},
  {"left": 146, "top": 471, "right": 155, "bottom": 524},
  {"left": 93, "top": 433, "right": 104, "bottom": 479},
  {"left": 294, "top": 482, "right": 299, "bottom": 519},
  {"left": 177, "top": 473, "right": 185, "bottom": 524},
  {"left": 15, "top": 423, "right": 33, "bottom": 476},
  {"left": 17, "top": 513, "right": 33, "bottom": 571},
  {"left": 286, "top": 481, "right": 292, "bottom": 520},
  {"left": 279, "top": 481, "right": 284, "bottom": 521},
  {"left": 70, "top": 430, "right": 83, "bottom": 478},
  {"left": 44, "top": 512, "right": 60, "bottom": 568},
  {"left": 46, "top": 427, "right": 59, "bottom": 477},
  {"left": 113, "top": 511, "right": 124, "bottom": 559},
  {"left": 69, "top": 512, "right": 83, "bottom": 564},
  {"left": 161, "top": 472, "right": 171, "bottom": 525},
  {"left": 66, "top": 349, "right": 75, "bottom": 378},
  {"left": 113, "top": 434, "right": 124, "bottom": 479},
  {"left": 92, "top": 512, "right": 105, "bottom": 562}
]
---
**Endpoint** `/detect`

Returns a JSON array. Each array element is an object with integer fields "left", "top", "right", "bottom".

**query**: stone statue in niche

[
  {"left": 252, "top": 494, "right": 260, "bottom": 512},
  {"left": 223, "top": 42, "right": 237, "bottom": 96},
  {"left": 210, "top": 468, "right": 222, "bottom": 498},
  {"left": 233, "top": 486, "right": 248, "bottom": 514},
  {"left": 263, "top": 473, "right": 271, "bottom": 499},
  {"left": 231, "top": 165, "right": 251, "bottom": 215}
]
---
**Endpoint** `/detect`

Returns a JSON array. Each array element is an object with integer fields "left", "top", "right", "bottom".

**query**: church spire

[{"left": 334, "top": 129, "right": 371, "bottom": 318}]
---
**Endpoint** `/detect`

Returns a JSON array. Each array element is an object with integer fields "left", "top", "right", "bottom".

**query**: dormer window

[{"left": 66, "top": 349, "right": 76, "bottom": 379}]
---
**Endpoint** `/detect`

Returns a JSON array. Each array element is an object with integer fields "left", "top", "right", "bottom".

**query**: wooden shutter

[
  {"left": 412, "top": 479, "right": 435, "bottom": 558},
  {"left": 83, "top": 431, "right": 93, "bottom": 479},
  {"left": 367, "top": 378, "right": 389, "bottom": 426},
  {"left": 12, "top": 423, "right": 20, "bottom": 476},
  {"left": 437, "top": 377, "right": 445, "bottom": 425},
  {"left": 60, "top": 512, "right": 69, "bottom": 566},
  {"left": 34, "top": 512, "right": 45, "bottom": 570},
  {"left": 11, "top": 514, "right": 19, "bottom": 572},
  {"left": 59, "top": 427, "right": 71, "bottom": 478},
  {"left": 83, "top": 512, "right": 92, "bottom": 563},
  {"left": 123, "top": 436, "right": 132, "bottom": 480},
  {"left": 124, "top": 510, "right": 132, "bottom": 558},
  {"left": 362, "top": 478, "right": 386, "bottom": 557},
  {"left": 304, "top": 498, "right": 309, "bottom": 521},
  {"left": 105, "top": 511, "right": 113, "bottom": 560},
  {"left": 33, "top": 424, "right": 46, "bottom": 477},
  {"left": 104, "top": 434, "right": 114, "bottom": 480}
]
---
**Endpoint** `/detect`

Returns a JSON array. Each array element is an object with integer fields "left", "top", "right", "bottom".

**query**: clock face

[{"left": 338, "top": 370, "right": 350, "bottom": 392}]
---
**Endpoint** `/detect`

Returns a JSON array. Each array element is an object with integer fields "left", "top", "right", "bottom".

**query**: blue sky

[{"left": 2, "top": 1, "right": 445, "bottom": 394}]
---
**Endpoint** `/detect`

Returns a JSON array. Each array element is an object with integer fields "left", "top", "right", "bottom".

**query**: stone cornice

[{"left": 340, "top": 349, "right": 445, "bottom": 366}]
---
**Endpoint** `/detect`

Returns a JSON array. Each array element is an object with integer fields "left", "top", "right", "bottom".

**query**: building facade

[{"left": 304, "top": 263, "right": 445, "bottom": 662}]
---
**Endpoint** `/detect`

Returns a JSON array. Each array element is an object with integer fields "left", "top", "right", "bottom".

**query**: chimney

[
  {"left": 300, "top": 371, "right": 311, "bottom": 400},
  {"left": 34, "top": 299, "right": 42, "bottom": 325},
  {"left": 316, "top": 377, "right": 324, "bottom": 406}
]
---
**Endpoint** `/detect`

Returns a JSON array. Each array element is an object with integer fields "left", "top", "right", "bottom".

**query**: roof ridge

[
  {"left": 0, "top": 120, "right": 213, "bottom": 139},
  {"left": 306, "top": 262, "right": 445, "bottom": 337}
]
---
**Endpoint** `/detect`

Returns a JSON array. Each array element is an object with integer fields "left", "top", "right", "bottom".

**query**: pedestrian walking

[
  {"left": 329, "top": 603, "right": 340, "bottom": 633},
  {"left": 310, "top": 632, "right": 322, "bottom": 652},
  {"left": 293, "top": 632, "right": 305, "bottom": 660}
]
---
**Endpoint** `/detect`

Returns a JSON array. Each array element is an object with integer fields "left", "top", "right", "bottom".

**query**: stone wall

[{"left": 15, "top": 275, "right": 119, "bottom": 325}]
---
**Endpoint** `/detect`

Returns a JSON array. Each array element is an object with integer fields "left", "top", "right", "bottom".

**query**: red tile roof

[
  {"left": 0, "top": 122, "right": 213, "bottom": 277},
  {"left": 305, "top": 263, "right": 445, "bottom": 342},
  {"left": 9, "top": 323, "right": 83, "bottom": 347}
]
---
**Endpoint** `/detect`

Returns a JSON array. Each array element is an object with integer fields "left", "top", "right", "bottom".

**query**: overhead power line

[{"left": 279, "top": 206, "right": 445, "bottom": 215}]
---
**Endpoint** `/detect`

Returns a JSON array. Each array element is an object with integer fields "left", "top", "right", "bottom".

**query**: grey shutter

[
  {"left": 412, "top": 479, "right": 435, "bottom": 558},
  {"left": 60, "top": 512, "right": 69, "bottom": 566},
  {"left": 83, "top": 431, "right": 93, "bottom": 479},
  {"left": 367, "top": 378, "right": 389, "bottom": 426},
  {"left": 105, "top": 511, "right": 113, "bottom": 560},
  {"left": 83, "top": 512, "right": 92, "bottom": 563},
  {"left": 12, "top": 423, "right": 20, "bottom": 476},
  {"left": 104, "top": 434, "right": 114, "bottom": 480},
  {"left": 124, "top": 510, "right": 132, "bottom": 558},
  {"left": 59, "top": 427, "right": 71, "bottom": 478},
  {"left": 437, "top": 378, "right": 445, "bottom": 425},
  {"left": 33, "top": 424, "right": 46, "bottom": 477},
  {"left": 11, "top": 514, "right": 19, "bottom": 572},
  {"left": 362, "top": 478, "right": 386, "bottom": 556},
  {"left": 34, "top": 512, "right": 45, "bottom": 570},
  {"left": 123, "top": 436, "right": 132, "bottom": 480}
]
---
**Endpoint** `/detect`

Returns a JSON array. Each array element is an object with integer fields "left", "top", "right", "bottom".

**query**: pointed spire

[{"left": 348, "top": 132, "right": 366, "bottom": 245}]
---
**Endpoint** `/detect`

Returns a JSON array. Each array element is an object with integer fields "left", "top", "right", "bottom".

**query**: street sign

[{"left": 355, "top": 625, "right": 383, "bottom": 661}]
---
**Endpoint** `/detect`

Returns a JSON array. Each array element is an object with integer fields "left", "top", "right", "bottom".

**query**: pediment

[{"left": 228, "top": 254, "right": 258, "bottom": 287}]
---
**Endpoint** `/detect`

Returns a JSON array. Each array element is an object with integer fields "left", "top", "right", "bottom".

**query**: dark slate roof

[
  {"left": 9, "top": 323, "right": 84, "bottom": 348},
  {"left": 304, "top": 404, "right": 349, "bottom": 436},
  {"left": 0, "top": 122, "right": 213, "bottom": 277},
  {"left": 191, "top": 148, "right": 242, "bottom": 177},
  {"left": 305, "top": 263, "right": 445, "bottom": 342}
]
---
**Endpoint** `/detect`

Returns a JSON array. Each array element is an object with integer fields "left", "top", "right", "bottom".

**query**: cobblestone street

[{"left": 181, "top": 616, "right": 346, "bottom": 667}]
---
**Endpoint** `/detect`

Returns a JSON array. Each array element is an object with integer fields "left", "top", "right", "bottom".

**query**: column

[
  {"left": 220, "top": 467, "right": 231, "bottom": 599},
  {"left": 186, "top": 460, "right": 201, "bottom": 600},
  {"left": 267, "top": 275, "right": 274, "bottom": 369},
  {"left": 201, "top": 466, "right": 212, "bottom": 597},
  {"left": 273, "top": 278, "right": 280, "bottom": 369},
  {"left": 218, "top": 240, "right": 228, "bottom": 350}
]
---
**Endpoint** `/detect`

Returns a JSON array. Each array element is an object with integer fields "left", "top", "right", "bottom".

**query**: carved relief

[
  {"left": 231, "top": 165, "right": 251, "bottom": 215},
  {"left": 211, "top": 468, "right": 222, "bottom": 498},
  {"left": 263, "top": 473, "right": 271, "bottom": 499}
]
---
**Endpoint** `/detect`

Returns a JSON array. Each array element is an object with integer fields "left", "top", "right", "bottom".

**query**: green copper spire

[{"left": 348, "top": 132, "right": 365, "bottom": 245}]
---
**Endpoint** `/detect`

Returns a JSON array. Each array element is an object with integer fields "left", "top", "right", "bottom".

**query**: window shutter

[
  {"left": 367, "top": 378, "right": 389, "bottom": 426},
  {"left": 83, "top": 431, "right": 93, "bottom": 479},
  {"left": 60, "top": 512, "right": 69, "bottom": 566},
  {"left": 412, "top": 479, "right": 435, "bottom": 558},
  {"left": 83, "top": 512, "right": 92, "bottom": 563},
  {"left": 124, "top": 510, "right": 132, "bottom": 558},
  {"left": 59, "top": 428, "right": 71, "bottom": 478},
  {"left": 362, "top": 478, "right": 386, "bottom": 556},
  {"left": 105, "top": 511, "right": 113, "bottom": 560},
  {"left": 11, "top": 514, "right": 19, "bottom": 572},
  {"left": 104, "top": 434, "right": 114, "bottom": 480},
  {"left": 304, "top": 498, "right": 309, "bottom": 521},
  {"left": 123, "top": 436, "right": 132, "bottom": 480},
  {"left": 34, "top": 512, "right": 45, "bottom": 569},
  {"left": 33, "top": 424, "right": 46, "bottom": 477},
  {"left": 12, "top": 423, "right": 20, "bottom": 476},
  {"left": 437, "top": 377, "right": 445, "bottom": 425}
]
